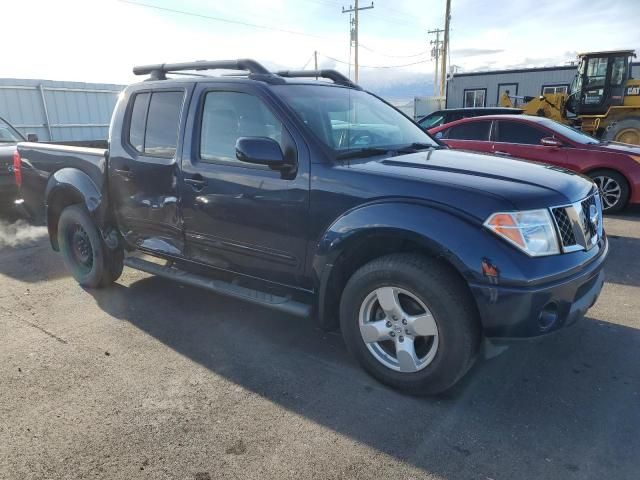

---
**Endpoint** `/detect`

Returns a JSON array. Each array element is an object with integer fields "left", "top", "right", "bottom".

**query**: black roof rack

[
  {"left": 133, "top": 59, "right": 273, "bottom": 80},
  {"left": 132, "top": 59, "right": 361, "bottom": 89},
  {"left": 276, "top": 69, "right": 361, "bottom": 89}
]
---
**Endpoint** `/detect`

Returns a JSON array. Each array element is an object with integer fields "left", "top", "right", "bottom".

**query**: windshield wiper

[
  {"left": 394, "top": 142, "right": 439, "bottom": 153},
  {"left": 336, "top": 147, "right": 392, "bottom": 160},
  {"left": 336, "top": 143, "right": 441, "bottom": 160}
]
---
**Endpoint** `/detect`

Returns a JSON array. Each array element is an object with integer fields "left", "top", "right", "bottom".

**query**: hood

[
  {"left": 347, "top": 148, "right": 595, "bottom": 215},
  {"left": 0, "top": 143, "right": 16, "bottom": 177}
]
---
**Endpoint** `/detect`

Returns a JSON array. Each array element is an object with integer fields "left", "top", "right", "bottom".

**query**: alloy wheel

[
  {"left": 358, "top": 286, "right": 439, "bottom": 373},
  {"left": 593, "top": 175, "right": 622, "bottom": 211}
]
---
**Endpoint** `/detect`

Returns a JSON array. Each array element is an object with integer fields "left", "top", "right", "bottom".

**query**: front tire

[
  {"left": 340, "top": 253, "right": 481, "bottom": 395},
  {"left": 57, "top": 205, "right": 123, "bottom": 288}
]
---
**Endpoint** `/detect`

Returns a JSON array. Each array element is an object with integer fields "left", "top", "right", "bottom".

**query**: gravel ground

[{"left": 1, "top": 205, "right": 639, "bottom": 480}]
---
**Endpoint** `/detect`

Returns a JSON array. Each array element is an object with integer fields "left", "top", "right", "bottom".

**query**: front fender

[
  {"left": 45, "top": 168, "right": 103, "bottom": 249},
  {"left": 313, "top": 201, "right": 483, "bottom": 286},
  {"left": 313, "top": 201, "right": 492, "bottom": 329}
]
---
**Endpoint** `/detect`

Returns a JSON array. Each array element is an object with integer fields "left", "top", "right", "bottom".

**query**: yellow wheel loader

[{"left": 500, "top": 50, "right": 640, "bottom": 144}]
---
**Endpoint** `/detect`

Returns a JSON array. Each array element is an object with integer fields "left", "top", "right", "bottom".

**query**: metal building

[
  {"left": 0, "top": 78, "right": 123, "bottom": 144},
  {"left": 445, "top": 63, "right": 640, "bottom": 109}
]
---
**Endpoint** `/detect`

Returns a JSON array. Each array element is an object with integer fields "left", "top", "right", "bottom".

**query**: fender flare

[
  {"left": 312, "top": 201, "right": 487, "bottom": 329},
  {"left": 44, "top": 168, "right": 103, "bottom": 250}
]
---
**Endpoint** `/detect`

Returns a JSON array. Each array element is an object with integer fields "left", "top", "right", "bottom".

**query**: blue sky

[{"left": 4, "top": 0, "right": 640, "bottom": 98}]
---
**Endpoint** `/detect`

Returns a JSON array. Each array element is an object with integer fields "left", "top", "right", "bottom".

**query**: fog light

[{"left": 538, "top": 302, "right": 559, "bottom": 331}]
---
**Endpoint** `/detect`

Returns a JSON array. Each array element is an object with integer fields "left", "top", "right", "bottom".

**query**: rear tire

[
  {"left": 603, "top": 117, "right": 640, "bottom": 145},
  {"left": 340, "top": 253, "right": 481, "bottom": 395},
  {"left": 587, "top": 169, "right": 629, "bottom": 214},
  {"left": 57, "top": 205, "right": 123, "bottom": 288}
]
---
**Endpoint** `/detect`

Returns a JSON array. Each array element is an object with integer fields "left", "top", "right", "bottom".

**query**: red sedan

[{"left": 429, "top": 114, "right": 640, "bottom": 212}]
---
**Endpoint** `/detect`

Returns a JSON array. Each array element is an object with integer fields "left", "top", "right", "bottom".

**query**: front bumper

[{"left": 469, "top": 237, "right": 608, "bottom": 339}]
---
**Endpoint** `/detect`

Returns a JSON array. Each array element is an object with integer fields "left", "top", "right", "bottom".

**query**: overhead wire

[
  {"left": 358, "top": 43, "right": 430, "bottom": 58},
  {"left": 319, "top": 53, "right": 429, "bottom": 69},
  {"left": 118, "top": 0, "right": 328, "bottom": 39},
  {"left": 300, "top": 53, "right": 315, "bottom": 70}
]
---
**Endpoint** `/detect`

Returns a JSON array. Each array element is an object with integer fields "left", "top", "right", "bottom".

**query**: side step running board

[{"left": 124, "top": 257, "right": 312, "bottom": 318}]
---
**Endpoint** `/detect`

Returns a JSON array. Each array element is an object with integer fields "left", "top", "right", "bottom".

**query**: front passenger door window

[
  {"left": 493, "top": 121, "right": 567, "bottom": 166},
  {"left": 495, "top": 121, "right": 546, "bottom": 145},
  {"left": 199, "top": 91, "right": 284, "bottom": 163}
]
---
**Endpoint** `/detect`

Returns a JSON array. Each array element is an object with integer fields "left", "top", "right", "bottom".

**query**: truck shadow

[{"left": 89, "top": 276, "right": 640, "bottom": 479}]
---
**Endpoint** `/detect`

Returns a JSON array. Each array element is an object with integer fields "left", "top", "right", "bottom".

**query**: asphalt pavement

[{"left": 1, "top": 205, "right": 639, "bottom": 480}]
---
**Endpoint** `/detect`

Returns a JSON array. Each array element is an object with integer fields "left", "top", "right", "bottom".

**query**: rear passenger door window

[
  {"left": 496, "top": 121, "right": 546, "bottom": 145},
  {"left": 447, "top": 121, "right": 491, "bottom": 141},
  {"left": 127, "top": 91, "right": 184, "bottom": 158},
  {"left": 442, "top": 121, "right": 493, "bottom": 154},
  {"left": 128, "top": 92, "right": 150, "bottom": 151}
]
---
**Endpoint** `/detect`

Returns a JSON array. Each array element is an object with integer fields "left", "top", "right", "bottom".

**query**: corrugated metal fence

[{"left": 0, "top": 78, "right": 124, "bottom": 142}]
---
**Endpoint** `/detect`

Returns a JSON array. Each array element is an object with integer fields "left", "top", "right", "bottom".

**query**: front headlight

[{"left": 484, "top": 209, "right": 560, "bottom": 256}]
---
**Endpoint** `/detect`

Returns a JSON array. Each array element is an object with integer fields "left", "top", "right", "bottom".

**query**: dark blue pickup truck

[{"left": 16, "top": 59, "right": 608, "bottom": 394}]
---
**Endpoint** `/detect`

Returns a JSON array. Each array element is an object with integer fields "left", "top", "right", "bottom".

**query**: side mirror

[
  {"left": 27, "top": 133, "right": 38, "bottom": 142},
  {"left": 540, "top": 137, "right": 563, "bottom": 147},
  {"left": 235, "top": 137, "right": 285, "bottom": 168}
]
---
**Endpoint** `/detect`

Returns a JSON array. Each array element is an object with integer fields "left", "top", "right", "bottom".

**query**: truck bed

[{"left": 17, "top": 142, "right": 107, "bottom": 221}]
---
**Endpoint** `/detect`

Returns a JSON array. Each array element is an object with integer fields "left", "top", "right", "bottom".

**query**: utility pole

[
  {"left": 428, "top": 28, "right": 444, "bottom": 97},
  {"left": 314, "top": 50, "right": 318, "bottom": 79},
  {"left": 342, "top": 1, "right": 374, "bottom": 83},
  {"left": 440, "top": 0, "right": 451, "bottom": 98}
]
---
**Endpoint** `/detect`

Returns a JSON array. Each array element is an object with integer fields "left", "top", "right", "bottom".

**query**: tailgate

[
  {"left": 0, "top": 144, "right": 17, "bottom": 196},
  {"left": 0, "top": 144, "right": 16, "bottom": 178}
]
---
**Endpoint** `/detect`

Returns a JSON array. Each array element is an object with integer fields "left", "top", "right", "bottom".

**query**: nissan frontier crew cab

[{"left": 16, "top": 59, "right": 608, "bottom": 395}]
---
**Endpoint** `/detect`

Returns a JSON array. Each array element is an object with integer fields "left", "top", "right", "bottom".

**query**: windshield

[
  {"left": 544, "top": 118, "right": 600, "bottom": 144},
  {"left": 273, "top": 85, "right": 439, "bottom": 155},
  {"left": 0, "top": 118, "right": 23, "bottom": 143}
]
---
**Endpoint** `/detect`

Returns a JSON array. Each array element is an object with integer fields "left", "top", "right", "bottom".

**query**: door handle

[
  {"left": 184, "top": 175, "right": 207, "bottom": 189},
  {"left": 493, "top": 151, "right": 511, "bottom": 157},
  {"left": 114, "top": 167, "right": 134, "bottom": 178}
]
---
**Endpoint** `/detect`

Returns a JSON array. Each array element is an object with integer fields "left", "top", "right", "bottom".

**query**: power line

[
  {"left": 300, "top": 52, "right": 315, "bottom": 69},
  {"left": 118, "top": 0, "right": 328, "bottom": 39},
  {"left": 358, "top": 43, "right": 430, "bottom": 58},
  {"left": 319, "top": 53, "right": 428, "bottom": 69}
]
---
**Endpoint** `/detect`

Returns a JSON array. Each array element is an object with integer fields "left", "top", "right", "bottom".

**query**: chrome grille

[
  {"left": 550, "top": 192, "right": 602, "bottom": 253},
  {"left": 552, "top": 208, "right": 576, "bottom": 247},
  {"left": 581, "top": 195, "right": 598, "bottom": 239}
]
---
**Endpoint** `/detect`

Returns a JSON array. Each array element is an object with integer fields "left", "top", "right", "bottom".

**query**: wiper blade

[
  {"left": 395, "top": 142, "right": 439, "bottom": 153},
  {"left": 336, "top": 147, "right": 391, "bottom": 160}
]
